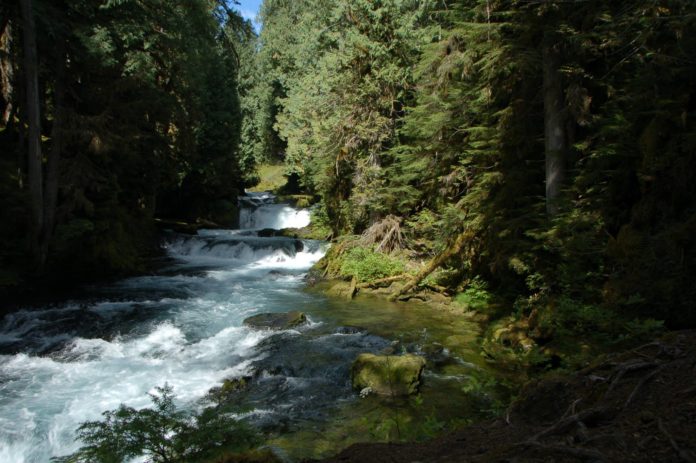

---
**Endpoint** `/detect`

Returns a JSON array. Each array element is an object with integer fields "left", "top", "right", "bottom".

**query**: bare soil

[{"left": 319, "top": 330, "right": 696, "bottom": 463}]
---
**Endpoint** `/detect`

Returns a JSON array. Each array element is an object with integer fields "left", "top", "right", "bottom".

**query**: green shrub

[
  {"left": 309, "top": 203, "right": 333, "bottom": 239},
  {"left": 339, "top": 246, "right": 406, "bottom": 283},
  {"left": 53, "top": 385, "right": 259, "bottom": 463},
  {"left": 454, "top": 278, "right": 491, "bottom": 311}
]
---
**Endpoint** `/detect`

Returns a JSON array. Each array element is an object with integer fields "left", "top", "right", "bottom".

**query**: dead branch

[
  {"left": 347, "top": 276, "right": 357, "bottom": 300},
  {"left": 360, "top": 215, "right": 404, "bottom": 253}
]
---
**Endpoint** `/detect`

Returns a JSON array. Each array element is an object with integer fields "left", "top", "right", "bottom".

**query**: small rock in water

[
  {"left": 243, "top": 311, "right": 308, "bottom": 330},
  {"left": 267, "top": 270, "right": 286, "bottom": 280},
  {"left": 334, "top": 326, "right": 366, "bottom": 335}
]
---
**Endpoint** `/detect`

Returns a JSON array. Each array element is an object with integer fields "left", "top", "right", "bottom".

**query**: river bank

[{"left": 320, "top": 330, "right": 696, "bottom": 463}]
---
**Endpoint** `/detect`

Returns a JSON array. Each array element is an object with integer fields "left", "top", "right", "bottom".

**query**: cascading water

[
  {"left": 0, "top": 193, "right": 392, "bottom": 462},
  {"left": 238, "top": 192, "right": 311, "bottom": 230}
]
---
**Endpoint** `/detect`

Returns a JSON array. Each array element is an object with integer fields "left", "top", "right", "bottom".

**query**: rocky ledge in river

[{"left": 243, "top": 311, "right": 308, "bottom": 330}]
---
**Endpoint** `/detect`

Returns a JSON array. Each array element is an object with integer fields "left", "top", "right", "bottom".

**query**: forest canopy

[{"left": 2, "top": 0, "right": 695, "bottom": 331}]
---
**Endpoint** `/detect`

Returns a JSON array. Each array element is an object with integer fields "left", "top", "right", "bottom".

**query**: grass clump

[{"left": 339, "top": 246, "right": 406, "bottom": 283}]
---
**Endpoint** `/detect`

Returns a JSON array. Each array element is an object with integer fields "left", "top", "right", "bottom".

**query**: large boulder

[
  {"left": 243, "top": 311, "right": 307, "bottom": 330},
  {"left": 351, "top": 353, "right": 426, "bottom": 396}
]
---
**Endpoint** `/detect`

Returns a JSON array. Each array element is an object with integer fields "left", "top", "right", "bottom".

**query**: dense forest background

[
  {"left": 0, "top": 0, "right": 257, "bottom": 286},
  {"left": 2, "top": 0, "right": 695, "bottom": 336},
  {"left": 249, "top": 0, "right": 696, "bottom": 334}
]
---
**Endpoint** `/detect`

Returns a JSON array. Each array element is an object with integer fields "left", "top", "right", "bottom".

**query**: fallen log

[
  {"left": 388, "top": 231, "right": 472, "bottom": 301},
  {"left": 356, "top": 274, "right": 412, "bottom": 289}
]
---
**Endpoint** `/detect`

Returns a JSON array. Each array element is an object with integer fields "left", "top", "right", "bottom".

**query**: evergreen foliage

[
  {"left": 0, "top": 0, "right": 256, "bottom": 287},
  {"left": 253, "top": 0, "right": 696, "bottom": 330},
  {"left": 52, "top": 385, "right": 259, "bottom": 463}
]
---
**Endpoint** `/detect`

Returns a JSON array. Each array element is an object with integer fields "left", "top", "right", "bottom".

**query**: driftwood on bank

[
  {"left": 356, "top": 274, "right": 412, "bottom": 289},
  {"left": 388, "top": 231, "right": 472, "bottom": 301}
]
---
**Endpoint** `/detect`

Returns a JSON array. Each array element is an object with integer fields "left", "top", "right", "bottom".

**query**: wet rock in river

[
  {"left": 257, "top": 228, "right": 277, "bottom": 237},
  {"left": 207, "top": 376, "right": 252, "bottom": 404},
  {"left": 418, "top": 342, "right": 455, "bottom": 367},
  {"left": 243, "top": 311, "right": 307, "bottom": 330},
  {"left": 333, "top": 326, "right": 366, "bottom": 335},
  {"left": 351, "top": 353, "right": 426, "bottom": 396}
]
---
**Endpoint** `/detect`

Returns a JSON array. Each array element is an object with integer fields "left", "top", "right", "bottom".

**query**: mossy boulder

[
  {"left": 243, "top": 311, "right": 307, "bottom": 330},
  {"left": 351, "top": 353, "right": 426, "bottom": 396},
  {"left": 326, "top": 280, "right": 355, "bottom": 299},
  {"left": 207, "top": 376, "right": 252, "bottom": 404}
]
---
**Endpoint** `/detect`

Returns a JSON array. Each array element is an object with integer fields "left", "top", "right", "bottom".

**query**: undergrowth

[{"left": 339, "top": 246, "right": 406, "bottom": 283}]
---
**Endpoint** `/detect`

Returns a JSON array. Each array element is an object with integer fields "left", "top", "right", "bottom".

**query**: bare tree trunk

[
  {"left": 20, "top": 0, "right": 43, "bottom": 266},
  {"left": 1, "top": 20, "right": 13, "bottom": 128},
  {"left": 40, "top": 46, "right": 66, "bottom": 267},
  {"left": 543, "top": 32, "right": 566, "bottom": 217}
]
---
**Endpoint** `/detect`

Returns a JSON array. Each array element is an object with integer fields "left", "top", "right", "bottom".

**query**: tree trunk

[
  {"left": 40, "top": 46, "right": 66, "bottom": 267},
  {"left": 20, "top": 0, "right": 43, "bottom": 264},
  {"left": 1, "top": 20, "right": 13, "bottom": 128},
  {"left": 388, "top": 231, "right": 471, "bottom": 301},
  {"left": 543, "top": 32, "right": 566, "bottom": 217}
]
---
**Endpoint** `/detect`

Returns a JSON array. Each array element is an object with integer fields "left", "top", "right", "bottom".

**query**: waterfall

[{"left": 238, "top": 192, "right": 311, "bottom": 230}]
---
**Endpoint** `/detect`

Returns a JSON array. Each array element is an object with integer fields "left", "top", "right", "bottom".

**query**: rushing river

[
  {"left": 0, "top": 193, "right": 324, "bottom": 461},
  {"left": 0, "top": 193, "right": 492, "bottom": 462}
]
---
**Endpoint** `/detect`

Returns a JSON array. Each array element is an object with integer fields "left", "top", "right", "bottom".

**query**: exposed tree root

[
  {"left": 530, "top": 407, "right": 611, "bottom": 441},
  {"left": 658, "top": 418, "right": 696, "bottom": 463},
  {"left": 604, "top": 360, "right": 659, "bottom": 398},
  {"left": 516, "top": 441, "right": 608, "bottom": 462},
  {"left": 624, "top": 364, "right": 665, "bottom": 408}
]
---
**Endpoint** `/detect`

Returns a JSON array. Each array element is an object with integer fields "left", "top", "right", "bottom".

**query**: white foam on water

[
  {"left": 239, "top": 205, "right": 311, "bottom": 230},
  {"left": 0, "top": 322, "right": 270, "bottom": 461},
  {"left": 0, "top": 199, "right": 327, "bottom": 462}
]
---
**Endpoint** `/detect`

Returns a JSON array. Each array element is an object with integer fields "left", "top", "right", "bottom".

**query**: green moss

[{"left": 351, "top": 354, "right": 426, "bottom": 396}]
